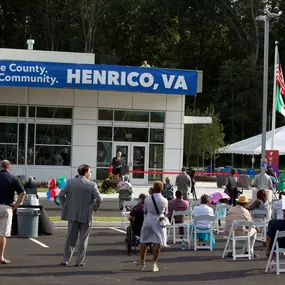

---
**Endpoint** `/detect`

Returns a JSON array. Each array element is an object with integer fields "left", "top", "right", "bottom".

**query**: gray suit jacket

[
  {"left": 58, "top": 176, "right": 102, "bottom": 224},
  {"left": 175, "top": 173, "right": 191, "bottom": 192}
]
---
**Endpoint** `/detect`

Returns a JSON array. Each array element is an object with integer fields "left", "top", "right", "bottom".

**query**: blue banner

[{"left": 0, "top": 60, "right": 198, "bottom": 96}]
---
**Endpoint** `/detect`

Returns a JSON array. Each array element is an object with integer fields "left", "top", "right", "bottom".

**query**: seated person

[
  {"left": 116, "top": 175, "right": 133, "bottom": 210},
  {"left": 167, "top": 190, "right": 189, "bottom": 237},
  {"left": 148, "top": 186, "right": 154, "bottom": 195},
  {"left": 192, "top": 194, "right": 215, "bottom": 246},
  {"left": 162, "top": 177, "right": 174, "bottom": 200},
  {"left": 216, "top": 198, "right": 229, "bottom": 227},
  {"left": 23, "top": 176, "right": 37, "bottom": 194},
  {"left": 129, "top": 193, "right": 146, "bottom": 238},
  {"left": 272, "top": 192, "right": 285, "bottom": 220},
  {"left": 247, "top": 189, "right": 269, "bottom": 220},
  {"left": 225, "top": 195, "right": 258, "bottom": 258},
  {"left": 266, "top": 209, "right": 285, "bottom": 259}
]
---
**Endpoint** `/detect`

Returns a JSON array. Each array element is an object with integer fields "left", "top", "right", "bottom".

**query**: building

[{"left": 0, "top": 48, "right": 203, "bottom": 184}]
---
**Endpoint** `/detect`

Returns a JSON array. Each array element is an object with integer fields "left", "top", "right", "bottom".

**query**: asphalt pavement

[{"left": 2, "top": 228, "right": 283, "bottom": 285}]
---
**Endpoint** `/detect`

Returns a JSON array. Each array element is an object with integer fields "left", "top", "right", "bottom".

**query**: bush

[{"left": 101, "top": 173, "right": 121, "bottom": 194}]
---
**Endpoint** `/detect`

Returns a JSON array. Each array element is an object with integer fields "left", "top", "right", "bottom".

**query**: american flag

[{"left": 276, "top": 51, "right": 285, "bottom": 98}]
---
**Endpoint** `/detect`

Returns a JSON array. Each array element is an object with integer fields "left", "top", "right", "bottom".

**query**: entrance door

[{"left": 113, "top": 143, "right": 148, "bottom": 185}]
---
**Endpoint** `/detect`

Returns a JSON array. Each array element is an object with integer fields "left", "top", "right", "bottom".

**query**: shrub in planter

[{"left": 101, "top": 174, "right": 121, "bottom": 193}]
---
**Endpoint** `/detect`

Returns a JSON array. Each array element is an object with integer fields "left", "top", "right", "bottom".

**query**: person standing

[
  {"left": 225, "top": 169, "right": 240, "bottom": 206},
  {"left": 23, "top": 176, "right": 37, "bottom": 194},
  {"left": 58, "top": 164, "right": 102, "bottom": 266},
  {"left": 111, "top": 151, "right": 123, "bottom": 176},
  {"left": 135, "top": 181, "right": 168, "bottom": 272},
  {"left": 0, "top": 160, "right": 26, "bottom": 264},
  {"left": 175, "top": 167, "right": 191, "bottom": 200}
]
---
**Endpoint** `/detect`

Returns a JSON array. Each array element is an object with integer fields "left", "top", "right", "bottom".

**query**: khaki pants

[{"left": 0, "top": 205, "right": 13, "bottom": 237}]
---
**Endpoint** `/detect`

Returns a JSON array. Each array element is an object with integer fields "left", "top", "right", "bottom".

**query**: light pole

[{"left": 256, "top": 11, "right": 282, "bottom": 188}]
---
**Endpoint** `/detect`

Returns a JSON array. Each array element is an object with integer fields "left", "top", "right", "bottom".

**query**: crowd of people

[{"left": 1, "top": 159, "right": 285, "bottom": 275}]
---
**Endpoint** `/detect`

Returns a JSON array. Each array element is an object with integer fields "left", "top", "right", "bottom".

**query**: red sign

[{"left": 266, "top": 150, "right": 279, "bottom": 177}]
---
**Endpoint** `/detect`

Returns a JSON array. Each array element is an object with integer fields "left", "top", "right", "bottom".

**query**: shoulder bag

[{"left": 151, "top": 195, "right": 170, "bottom": 228}]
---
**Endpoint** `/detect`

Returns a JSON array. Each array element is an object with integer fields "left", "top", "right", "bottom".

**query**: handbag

[
  {"left": 151, "top": 195, "right": 170, "bottom": 228},
  {"left": 224, "top": 177, "right": 231, "bottom": 196}
]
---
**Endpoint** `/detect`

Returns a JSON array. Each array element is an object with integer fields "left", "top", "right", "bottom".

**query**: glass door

[{"left": 113, "top": 142, "right": 148, "bottom": 185}]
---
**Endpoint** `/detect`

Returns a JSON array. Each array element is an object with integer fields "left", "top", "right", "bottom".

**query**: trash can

[{"left": 17, "top": 208, "right": 40, "bottom": 238}]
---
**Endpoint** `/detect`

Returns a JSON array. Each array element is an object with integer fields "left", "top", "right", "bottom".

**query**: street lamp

[{"left": 256, "top": 11, "right": 282, "bottom": 188}]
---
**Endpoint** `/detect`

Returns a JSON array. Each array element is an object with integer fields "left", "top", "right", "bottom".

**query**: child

[{"left": 216, "top": 198, "right": 229, "bottom": 227}]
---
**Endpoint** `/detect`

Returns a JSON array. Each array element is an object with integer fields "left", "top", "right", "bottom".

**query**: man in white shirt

[
  {"left": 254, "top": 172, "right": 273, "bottom": 190},
  {"left": 192, "top": 194, "right": 214, "bottom": 228}
]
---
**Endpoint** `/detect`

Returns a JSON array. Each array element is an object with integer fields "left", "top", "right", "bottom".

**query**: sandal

[{"left": 0, "top": 259, "right": 11, "bottom": 264}]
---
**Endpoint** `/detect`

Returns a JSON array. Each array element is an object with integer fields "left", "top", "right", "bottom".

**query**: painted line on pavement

[
  {"left": 109, "top": 227, "right": 126, "bottom": 234},
  {"left": 29, "top": 238, "right": 49, "bottom": 248}
]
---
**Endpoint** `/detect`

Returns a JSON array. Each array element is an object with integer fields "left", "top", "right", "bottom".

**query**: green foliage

[
  {"left": 1, "top": 0, "right": 285, "bottom": 149},
  {"left": 101, "top": 173, "right": 121, "bottom": 194}
]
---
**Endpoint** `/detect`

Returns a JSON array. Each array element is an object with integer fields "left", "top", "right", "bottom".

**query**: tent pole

[{"left": 231, "top": 153, "right": 234, "bottom": 167}]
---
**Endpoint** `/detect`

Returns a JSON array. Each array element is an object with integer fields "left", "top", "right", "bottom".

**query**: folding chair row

[
  {"left": 265, "top": 230, "right": 285, "bottom": 275},
  {"left": 222, "top": 220, "right": 254, "bottom": 260}
]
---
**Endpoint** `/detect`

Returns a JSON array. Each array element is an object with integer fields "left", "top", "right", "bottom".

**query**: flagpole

[{"left": 271, "top": 41, "right": 278, "bottom": 149}]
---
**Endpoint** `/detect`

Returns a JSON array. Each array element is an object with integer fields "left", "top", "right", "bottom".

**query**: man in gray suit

[
  {"left": 58, "top": 164, "right": 102, "bottom": 266},
  {"left": 175, "top": 167, "right": 191, "bottom": 200}
]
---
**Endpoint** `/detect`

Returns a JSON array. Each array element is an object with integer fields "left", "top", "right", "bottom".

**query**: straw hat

[{"left": 236, "top": 195, "right": 249, "bottom": 204}]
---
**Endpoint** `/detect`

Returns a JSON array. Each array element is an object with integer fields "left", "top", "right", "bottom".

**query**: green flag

[{"left": 276, "top": 83, "right": 285, "bottom": 117}]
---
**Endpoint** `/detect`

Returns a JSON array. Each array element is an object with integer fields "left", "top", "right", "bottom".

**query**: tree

[{"left": 196, "top": 105, "right": 225, "bottom": 169}]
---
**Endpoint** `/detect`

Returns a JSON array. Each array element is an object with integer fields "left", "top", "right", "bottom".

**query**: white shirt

[
  {"left": 272, "top": 199, "right": 283, "bottom": 220},
  {"left": 192, "top": 204, "right": 214, "bottom": 229}
]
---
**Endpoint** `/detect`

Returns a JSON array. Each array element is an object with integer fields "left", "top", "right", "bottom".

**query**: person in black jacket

[
  {"left": 111, "top": 151, "right": 123, "bottom": 176},
  {"left": 23, "top": 176, "right": 37, "bottom": 194}
]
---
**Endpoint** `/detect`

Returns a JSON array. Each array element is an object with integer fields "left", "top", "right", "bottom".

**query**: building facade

[{"left": 0, "top": 49, "right": 202, "bottom": 184}]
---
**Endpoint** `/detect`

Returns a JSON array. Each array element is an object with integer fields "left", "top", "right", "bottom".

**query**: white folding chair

[
  {"left": 120, "top": 200, "right": 137, "bottom": 229},
  {"left": 215, "top": 204, "right": 231, "bottom": 234},
  {"left": 189, "top": 215, "right": 216, "bottom": 251},
  {"left": 265, "top": 230, "right": 285, "bottom": 275},
  {"left": 190, "top": 200, "right": 201, "bottom": 212},
  {"left": 251, "top": 209, "right": 268, "bottom": 242},
  {"left": 167, "top": 210, "right": 192, "bottom": 245},
  {"left": 222, "top": 220, "right": 253, "bottom": 260}
]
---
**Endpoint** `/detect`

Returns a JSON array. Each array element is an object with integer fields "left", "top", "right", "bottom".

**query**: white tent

[{"left": 219, "top": 126, "right": 285, "bottom": 155}]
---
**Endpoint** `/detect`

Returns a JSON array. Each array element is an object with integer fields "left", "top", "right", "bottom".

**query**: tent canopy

[{"left": 219, "top": 126, "right": 285, "bottom": 155}]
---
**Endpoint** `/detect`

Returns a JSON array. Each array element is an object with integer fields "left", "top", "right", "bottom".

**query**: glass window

[
  {"left": 0, "top": 145, "right": 17, "bottom": 163},
  {"left": 36, "top": 107, "right": 72, "bottom": 119},
  {"left": 28, "top": 124, "right": 35, "bottom": 165},
  {"left": 97, "top": 142, "right": 112, "bottom": 167},
  {"left": 148, "top": 172, "right": 163, "bottom": 182},
  {"left": 18, "top": 144, "right": 25, "bottom": 164},
  {"left": 29, "top": 106, "right": 35, "bottom": 117},
  {"left": 98, "top": 127, "right": 112, "bottom": 141},
  {"left": 151, "top": 112, "right": 165, "bottom": 123},
  {"left": 0, "top": 123, "right": 18, "bottom": 143},
  {"left": 0, "top": 106, "right": 18, "bottom": 117},
  {"left": 98, "top": 110, "right": 113, "bottom": 120},
  {"left": 35, "top": 146, "right": 71, "bottom": 165},
  {"left": 150, "top": 129, "right": 164, "bottom": 143},
  {"left": 96, "top": 168, "right": 110, "bottom": 180},
  {"left": 149, "top": 144, "right": 163, "bottom": 169},
  {"left": 114, "top": 110, "right": 149, "bottom": 122},
  {"left": 114, "top": 128, "right": 148, "bottom": 142},
  {"left": 20, "top": 106, "right": 26, "bottom": 117},
  {"left": 36, "top": 125, "right": 71, "bottom": 145}
]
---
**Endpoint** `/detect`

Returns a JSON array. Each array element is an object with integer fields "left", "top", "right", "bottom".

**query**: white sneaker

[
  {"left": 153, "top": 262, "right": 159, "bottom": 272},
  {"left": 133, "top": 261, "right": 145, "bottom": 271}
]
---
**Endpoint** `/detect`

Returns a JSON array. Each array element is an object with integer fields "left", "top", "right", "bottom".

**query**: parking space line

[
  {"left": 29, "top": 238, "right": 49, "bottom": 248},
  {"left": 109, "top": 227, "right": 126, "bottom": 234}
]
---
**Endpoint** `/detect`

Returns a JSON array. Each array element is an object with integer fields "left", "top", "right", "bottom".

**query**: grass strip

[{"left": 50, "top": 216, "right": 122, "bottom": 222}]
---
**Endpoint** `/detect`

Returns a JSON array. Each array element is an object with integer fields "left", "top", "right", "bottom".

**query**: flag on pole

[{"left": 276, "top": 51, "right": 285, "bottom": 117}]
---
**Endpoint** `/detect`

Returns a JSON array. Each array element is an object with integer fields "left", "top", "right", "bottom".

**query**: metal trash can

[{"left": 17, "top": 208, "right": 40, "bottom": 238}]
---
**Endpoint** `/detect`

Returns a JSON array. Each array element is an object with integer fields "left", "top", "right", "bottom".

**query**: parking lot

[{"left": 1, "top": 227, "right": 284, "bottom": 285}]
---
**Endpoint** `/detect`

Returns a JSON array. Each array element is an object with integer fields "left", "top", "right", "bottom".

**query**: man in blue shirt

[{"left": 0, "top": 160, "right": 26, "bottom": 264}]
